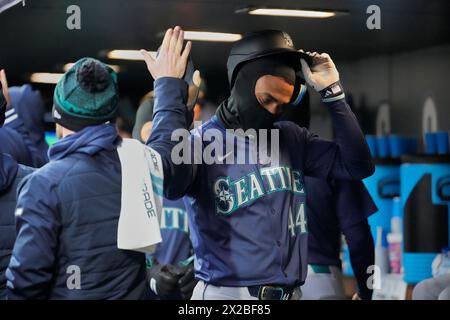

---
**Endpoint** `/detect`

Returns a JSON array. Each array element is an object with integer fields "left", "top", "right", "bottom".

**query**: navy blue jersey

[
  {"left": 147, "top": 78, "right": 374, "bottom": 288},
  {"left": 150, "top": 198, "right": 192, "bottom": 265},
  {"left": 185, "top": 116, "right": 308, "bottom": 287},
  {"left": 182, "top": 113, "right": 373, "bottom": 287},
  {"left": 306, "top": 177, "right": 377, "bottom": 266}
]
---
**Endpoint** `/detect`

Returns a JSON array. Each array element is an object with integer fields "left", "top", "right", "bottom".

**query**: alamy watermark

[
  {"left": 66, "top": 5, "right": 81, "bottom": 30},
  {"left": 366, "top": 5, "right": 381, "bottom": 30},
  {"left": 170, "top": 121, "right": 281, "bottom": 165},
  {"left": 66, "top": 265, "right": 81, "bottom": 290},
  {"left": 16, "top": 3, "right": 380, "bottom": 32},
  {"left": 366, "top": 264, "right": 382, "bottom": 290}
]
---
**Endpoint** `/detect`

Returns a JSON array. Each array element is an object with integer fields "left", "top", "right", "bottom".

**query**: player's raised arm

[
  {"left": 300, "top": 52, "right": 374, "bottom": 180},
  {"left": 142, "top": 26, "right": 196, "bottom": 199}
]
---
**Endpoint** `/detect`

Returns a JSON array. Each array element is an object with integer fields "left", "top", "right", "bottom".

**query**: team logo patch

[{"left": 215, "top": 179, "right": 234, "bottom": 214}]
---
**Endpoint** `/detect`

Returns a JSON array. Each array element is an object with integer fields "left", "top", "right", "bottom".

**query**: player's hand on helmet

[
  {"left": 148, "top": 264, "right": 184, "bottom": 299},
  {"left": 175, "top": 263, "right": 198, "bottom": 300},
  {"left": 300, "top": 51, "right": 339, "bottom": 92},
  {"left": 141, "top": 26, "right": 192, "bottom": 80},
  {"left": 0, "top": 69, "right": 11, "bottom": 126}
]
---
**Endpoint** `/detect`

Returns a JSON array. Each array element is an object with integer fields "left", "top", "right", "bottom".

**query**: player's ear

[{"left": 55, "top": 123, "right": 63, "bottom": 139}]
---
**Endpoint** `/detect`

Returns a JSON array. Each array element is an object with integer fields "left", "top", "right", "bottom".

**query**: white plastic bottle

[
  {"left": 375, "top": 226, "right": 390, "bottom": 274},
  {"left": 387, "top": 197, "right": 403, "bottom": 274}
]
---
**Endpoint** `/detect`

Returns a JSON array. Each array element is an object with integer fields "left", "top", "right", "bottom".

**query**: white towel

[{"left": 116, "top": 138, "right": 164, "bottom": 253}]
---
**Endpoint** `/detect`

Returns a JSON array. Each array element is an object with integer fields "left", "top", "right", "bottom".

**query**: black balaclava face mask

[
  {"left": 278, "top": 88, "right": 311, "bottom": 129},
  {"left": 218, "top": 57, "right": 296, "bottom": 131}
]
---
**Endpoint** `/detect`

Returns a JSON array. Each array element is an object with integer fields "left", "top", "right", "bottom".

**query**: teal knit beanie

[{"left": 53, "top": 57, "right": 119, "bottom": 131}]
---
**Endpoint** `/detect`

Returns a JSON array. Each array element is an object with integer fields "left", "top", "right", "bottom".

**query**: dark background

[{"left": 1, "top": 0, "right": 449, "bottom": 138}]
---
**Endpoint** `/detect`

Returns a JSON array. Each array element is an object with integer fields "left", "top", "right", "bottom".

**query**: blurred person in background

[
  {"left": 9, "top": 84, "right": 48, "bottom": 167},
  {"left": 0, "top": 70, "right": 48, "bottom": 167},
  {"left": 279, "top": 92, "right": 377, "bottom": 300},
  {"left": 0, "top": 71, "right": 34, "bottom": 300}
]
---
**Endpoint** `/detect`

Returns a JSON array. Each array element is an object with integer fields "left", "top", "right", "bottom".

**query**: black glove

[
  {"left": 176, "top": 263, "right": 198, "bottom": 300},
  {"left": 148, "top": 264, "right": 184, "bottom": 299}
]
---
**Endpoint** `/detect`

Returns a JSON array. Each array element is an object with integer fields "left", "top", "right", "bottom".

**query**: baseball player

[
  {"left": 279, "top": 95, "right": 377, "bottom": 300},
  {"left": 142, "top": 29, "right": 374, "bottom": 300}
]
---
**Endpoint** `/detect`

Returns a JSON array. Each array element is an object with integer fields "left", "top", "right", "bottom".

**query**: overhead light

[
  {"left": 30, "top": 73, "right": 64, "bottom": 84},
  {"left": 63, "top": 62, "right": 121, "bottom": 73},
  {"left": 107, "top": 50, "right": 156, "bottom": 61},
  {"left": 244, "top": 8, "right": 338, "bottom": 18},
  {"left": 183, "top": 31, "right": 242, "bottom": 42}
]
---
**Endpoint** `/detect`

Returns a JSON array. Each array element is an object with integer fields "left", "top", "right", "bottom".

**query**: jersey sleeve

[
  {"left": 304, "top": 98, "right": 374, "bottom": 181},
  {"left": 146, "top": 77, "right": 198, "bottom": 200}
]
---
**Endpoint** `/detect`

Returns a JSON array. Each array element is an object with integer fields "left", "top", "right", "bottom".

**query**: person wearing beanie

[
  {"left": 5, "top": 27, "right": 194, "bottom": 300},
  {"left": 6, "top": 57, "right": 151, "bottom": 300}
]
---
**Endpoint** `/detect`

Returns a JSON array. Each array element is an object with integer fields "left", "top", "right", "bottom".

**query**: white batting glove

[
  {"left": 300, "top": 51, "right": 339, "bottom": 92},
  {"left": 300, "top": 51, "right": 345, "bottom": 103}
]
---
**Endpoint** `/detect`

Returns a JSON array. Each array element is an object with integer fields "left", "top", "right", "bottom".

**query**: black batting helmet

[{"left": 227, "top": 30, "right": 311, "bottom": 89}]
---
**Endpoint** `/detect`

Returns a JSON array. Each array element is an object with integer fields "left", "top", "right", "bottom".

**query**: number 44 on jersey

[{"left": 288, "top": 203, "right": 307, "bottom": 237}]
